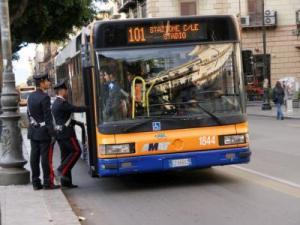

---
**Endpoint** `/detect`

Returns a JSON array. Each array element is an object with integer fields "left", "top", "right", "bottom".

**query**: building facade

[
  {"left": 33, "top": 43, "right": 59, "bottom": 81},
  {"left": 117, "top": 0, "right": 300, "bottom": 96},
  {"left": 94, "top": 0, "right": 125, "bottom": 19},
  {"left": 118, "top": 0, "right": 147, "bottom": 18},
  {"left": 32, "top": 42, "right": 59, "bottom": 96}
]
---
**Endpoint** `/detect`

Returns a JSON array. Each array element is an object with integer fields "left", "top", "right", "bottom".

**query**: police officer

[
  {"left": 27, "top": 73, "right": 59, "bottom": 190},
  {"left": 52, "top": 79, "right": 87, "bottom": 188}
]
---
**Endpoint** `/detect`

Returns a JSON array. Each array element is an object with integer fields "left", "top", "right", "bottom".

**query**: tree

[
  {"left": 9, "top": 0, "right": 95, "bottom": 53},
  {"left": 0, "top": 0, "right": 95, "bottom": 95}
]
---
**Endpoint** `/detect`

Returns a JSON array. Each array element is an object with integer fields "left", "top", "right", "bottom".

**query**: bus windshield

[{"left": 97, "top": 43, "right": 244, "bottom": 123}]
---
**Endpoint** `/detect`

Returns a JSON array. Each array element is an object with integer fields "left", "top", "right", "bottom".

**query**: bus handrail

[{"left": 146, "top": 81, "right": 155, "bottom": 117}]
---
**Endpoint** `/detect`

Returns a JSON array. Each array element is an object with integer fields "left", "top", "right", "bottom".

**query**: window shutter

[
  {"left": 180, "top": 1, "right": 197, "bottom": 16},
  {"left": 247, "top": 0, "right": 263, "bottom": 26}
]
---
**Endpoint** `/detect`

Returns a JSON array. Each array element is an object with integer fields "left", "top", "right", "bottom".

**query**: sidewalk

[
  {"left": 0, "top": 128, "right": 81, "bottom": 225},
  {"left": 247, "top": 103, "right": 300, "bottom": 119}
]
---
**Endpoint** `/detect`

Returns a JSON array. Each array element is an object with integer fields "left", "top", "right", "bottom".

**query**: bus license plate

[{"left": 170, "top": 158, "right": 191, "bottom": 168}]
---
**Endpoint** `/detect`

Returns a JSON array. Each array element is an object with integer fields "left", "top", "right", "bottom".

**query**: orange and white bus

[{"left": 55, "top": 15, "right": 251, "bottom": 177}]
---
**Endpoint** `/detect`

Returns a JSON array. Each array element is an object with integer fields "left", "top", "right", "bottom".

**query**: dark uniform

[
  {"left": 105, "top": 80, "right": 122, "bottom": 121},
  {"left": 27, "top": 73, "right": 57, "bottom": 190},
  {"left": 52, "top": 80, "right": 87, "bottom": 187}
]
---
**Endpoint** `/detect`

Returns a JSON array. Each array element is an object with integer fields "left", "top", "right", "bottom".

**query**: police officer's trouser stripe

[
  {"left": 62, "top": 137, "right": 81, "bottom": 176},
  {"left": 48, "top": 144, "right": 55, "bottom": 186}
]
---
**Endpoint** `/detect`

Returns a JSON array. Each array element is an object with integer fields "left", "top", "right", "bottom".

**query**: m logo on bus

[
  {"left": 149, "top": 143, "right": 159, "bottom": 151},
  {"left": 143, "top": 142, "right": 170, "bottom": 151}
]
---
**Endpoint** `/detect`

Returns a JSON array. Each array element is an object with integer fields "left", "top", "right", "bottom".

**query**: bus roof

[
  {"left": 55, "top": 33, "right": 82, "bottom": 66},
  {"left": 19, "top": 86, "right": 35, "bottom": 91},
  {"left": 93, "top": 15, "right": 239, "bottom": 49}
]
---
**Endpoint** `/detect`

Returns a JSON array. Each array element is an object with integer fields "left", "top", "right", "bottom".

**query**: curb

[
  {"left": 0, "top": 185, "right": 81, "bottom": 225},
  {"left": 247, "top": 113, "right": 300, "bottom": 120},
  {"left": 43, "top": 187, "right": 81, "bottom": 225},
  {"left": 18, "top": 125, "right": 81, "bottom": 225}
]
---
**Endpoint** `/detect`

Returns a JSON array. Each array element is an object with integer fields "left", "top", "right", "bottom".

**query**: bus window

[{"left": 97, "top": 43, "right": 242, "bottom": 123}]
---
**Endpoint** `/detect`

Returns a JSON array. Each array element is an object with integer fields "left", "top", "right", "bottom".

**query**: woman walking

[{"left": 272, "top": 81, "right": 285, "bottom": 120}]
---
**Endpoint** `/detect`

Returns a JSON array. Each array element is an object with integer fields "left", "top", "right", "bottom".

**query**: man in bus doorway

[
  {"left": 104, "top": 72, "right": 123, "bottom": 121},
  {"left": 27, "top": 73, "right": 59, "bottom": 190},
  {"left": 52, "top": 79, "right": 87, "bottom": 188}
]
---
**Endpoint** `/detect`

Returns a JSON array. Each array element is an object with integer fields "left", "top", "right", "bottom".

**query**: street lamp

[
  {"left": 261, "top": 0, "right": 271, "bottom": 110},
  {"left": 0, "top": 0, "right": 29, "bottom": 184}
]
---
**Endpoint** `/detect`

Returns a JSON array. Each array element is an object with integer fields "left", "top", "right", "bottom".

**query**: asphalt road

[
  {"left": 244, "top": 116, "right": 300, "bottom": 184},
  {"left": 62, "top": 116, "right": 300, "bottom": 225}
]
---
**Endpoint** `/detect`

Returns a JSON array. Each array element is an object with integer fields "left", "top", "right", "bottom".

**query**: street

[
  {"left": 62, "top": 116, "right": 300, "bottom": 225},
  {"left": 2, "top": 1, "right": 300, "bottom": 225}
]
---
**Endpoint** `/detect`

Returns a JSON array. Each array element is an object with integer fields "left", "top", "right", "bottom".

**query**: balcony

[
  {"left": 118, "top": 0, "right": 136, "bottom": 13},
  {"left": 241, "top": 10, "right": 277, "bottom": 29}
]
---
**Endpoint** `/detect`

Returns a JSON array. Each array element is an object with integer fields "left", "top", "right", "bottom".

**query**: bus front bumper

[{"left": 97, "top": 147, "right": 251, "bottom": 177}]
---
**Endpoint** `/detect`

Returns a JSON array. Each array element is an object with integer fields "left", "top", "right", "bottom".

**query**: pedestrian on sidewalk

[
  {"left": 52, "top": 79, "right": 88, "bottom": 188},
  {"left": 263, "top": 78, "right": 269, "bottom": 103},
  {"left": 27, "top": 73, "right": 60, "bottom": 190},
  {"left": 272, "top": 81, "right": 285, "bottom": 120}
]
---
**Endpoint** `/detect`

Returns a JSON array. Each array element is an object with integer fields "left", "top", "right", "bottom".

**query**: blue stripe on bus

[{"left": 97, "top": 147, "right": 251, "bottom": 177}]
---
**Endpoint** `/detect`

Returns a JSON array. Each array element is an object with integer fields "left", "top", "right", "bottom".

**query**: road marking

[
  {"left": 286, "top": 124, "right": 300, "bottom": 128},
  {"left": 232, "top": 166, "right": 300, "bottom": 188},
  {"left": 221, "top": 166, "right": 300, "bottom": 198}
]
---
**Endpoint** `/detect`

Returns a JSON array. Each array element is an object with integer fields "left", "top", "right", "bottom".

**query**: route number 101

[{"left": 128, "top": 27, "right": 146, "bottom": 43}]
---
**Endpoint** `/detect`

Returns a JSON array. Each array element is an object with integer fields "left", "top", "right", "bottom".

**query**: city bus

[
  {"left": 55, "top": 15, "right": 251, "bottom": 177},
  {"left": 18, "top": 85, "right": 36, "bottom": 106}
]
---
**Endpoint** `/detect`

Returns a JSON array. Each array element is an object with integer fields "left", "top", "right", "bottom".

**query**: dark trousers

[
  {"left": 57, "top": 136, "right": 81, "bottom": 185},
  {"left": 30, "top": 140, "right": 54, "bottom": 187}
]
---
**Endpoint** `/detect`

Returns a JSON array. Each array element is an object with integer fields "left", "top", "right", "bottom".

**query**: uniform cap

[
  {"left": 33, "top": 73, "right": 50, "bottom": 81},
  {"left": 53, "top": 79, "right": 68, "bottom": 90}
]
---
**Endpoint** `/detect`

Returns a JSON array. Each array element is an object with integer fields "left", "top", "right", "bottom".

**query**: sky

[{"left": 12, "top": 44, "right": 36, "bottom": 85}]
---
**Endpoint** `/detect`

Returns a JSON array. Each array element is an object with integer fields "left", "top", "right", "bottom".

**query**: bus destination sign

[
  {"left": 127, "top": 22, "right": 206, "bottom": 44},
  {"left": 95, "top": 17, "right": 238, "bottom": 48}
]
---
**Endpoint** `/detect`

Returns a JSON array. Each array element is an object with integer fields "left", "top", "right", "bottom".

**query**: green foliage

[{"left": 9, "top": 0, "right": 95, "bottom": 53}]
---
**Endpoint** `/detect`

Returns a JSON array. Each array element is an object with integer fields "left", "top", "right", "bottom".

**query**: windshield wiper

[
  {"left": 123, "top": 101, "right": 224, "bottom": 132},
  {"left": 171, "top": 101, "right": 223, "bottom": 125},
  {"left": 122, "top": 118, "right": 154, "bottom": 132},
  {"left": 147, "top": 102, "right": 224, "bottom": 125},
  {"left": 196, "top": 104, "right": 223, "bottom": 125}
]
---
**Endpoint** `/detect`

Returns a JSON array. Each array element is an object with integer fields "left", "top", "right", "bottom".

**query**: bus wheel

[
  {"left": 89, "top": 167, "right": 99, "bottom": 178},
  {"left": 201, "top": 166, "right": 212, "bottom": 169}
]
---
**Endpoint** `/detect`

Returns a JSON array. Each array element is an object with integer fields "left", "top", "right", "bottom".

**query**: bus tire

[
  {"left": 202, "top": 166, "right": 212, "bottom": 169},
  {"left": 89, "top": 167, "right": 99, "bottom": 178}
]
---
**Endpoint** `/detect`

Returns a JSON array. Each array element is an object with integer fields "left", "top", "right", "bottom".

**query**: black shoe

[
  {"left": 33, "top": 184, "right": 43, "bottom": 190},
  {"left": 62, "top": 184, "right": 78, "bottom": 189},
  {"left": 43, "top": 184, "right": 61, "bottom": 190}
]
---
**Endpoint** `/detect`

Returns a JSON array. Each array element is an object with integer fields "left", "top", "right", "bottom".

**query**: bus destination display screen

[
  {"left": 95, "top": 17, "right": 238, "bottom": 48},
  {"left": 127, "top": 22, "right": 206, "bottom": 44}
]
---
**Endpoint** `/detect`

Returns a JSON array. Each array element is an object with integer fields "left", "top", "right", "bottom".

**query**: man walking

[
  {"left": 52, "top": 79, "right": 87, "bottom": 188},
  {"left": 27, "top": 73, "right": 59, "bottom": 190},
  {"left": 272, "top": 81, "right": 285, "bottom": 120}
]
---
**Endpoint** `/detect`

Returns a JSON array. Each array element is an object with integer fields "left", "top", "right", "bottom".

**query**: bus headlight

[
  {"left": 221, "top": 134, "right": 248, "bottom": 145},
  {"left": 98, "top": 144, "right": 135, "bottom": 155}
]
